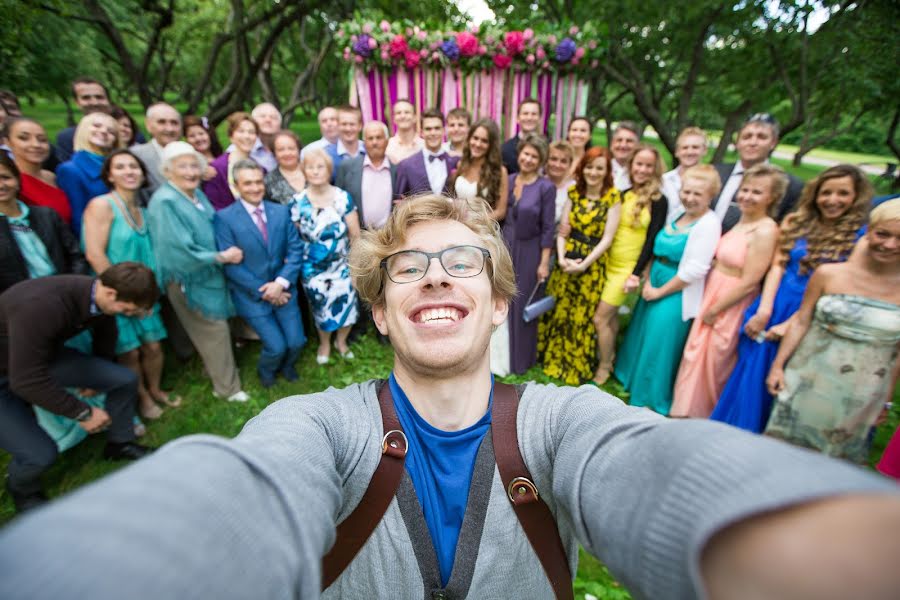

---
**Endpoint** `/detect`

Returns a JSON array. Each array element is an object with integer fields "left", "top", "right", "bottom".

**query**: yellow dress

[
  {"left": 539, "top": 185, "right": 621, "bottom": 384},
  {"left": 601, "top": 190, "right": 651, "bottom": 307}
]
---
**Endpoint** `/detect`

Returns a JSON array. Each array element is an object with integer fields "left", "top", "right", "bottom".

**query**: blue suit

[{"left": 214, "top": 200, "right": 306, "bottom": 380}]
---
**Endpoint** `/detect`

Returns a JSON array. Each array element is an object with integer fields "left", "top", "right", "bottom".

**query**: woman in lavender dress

[{"left": 497, "top": 133, "right": 556, "bottom": 375}]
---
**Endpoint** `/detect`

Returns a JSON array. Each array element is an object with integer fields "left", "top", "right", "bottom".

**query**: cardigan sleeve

[
  {"left": 632, "top": 197, "right": 668, "bottom": 276},
  {"left": 677, "top": 211, "right": 721, "bottom": 284}
]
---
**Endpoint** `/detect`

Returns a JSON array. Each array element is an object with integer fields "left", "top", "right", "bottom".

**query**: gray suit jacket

[
  {"left": 335, "top": 155, "right": 397, "bottom": 229},
  {"left": 131, "top": 141, "right": 166, "bottom": 196}
]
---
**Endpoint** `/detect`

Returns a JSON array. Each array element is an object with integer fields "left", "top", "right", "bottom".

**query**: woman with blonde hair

[
  {"left": 670, "top": 164, "right": 785, "bottom": 417},
  {"left": 57, "top": 111, "right": 119, "bottom": 235},
  {"left": 448, "top": 118, "right": 509, "bottom": 221},
  {"left": 545, "top": 140, "right": 577, "bottom": 224},
  {"left": 764, "top": 199, "right": 900, "bottom": 463},
  {"left": 615, "top": 165, "right": 721, "bottom": 414},
  {"left": 712, "top": 164, "right": 872, "bottom": 432},
  {"left": 591, "top": 143, "right": 668, "bottom": 385}
]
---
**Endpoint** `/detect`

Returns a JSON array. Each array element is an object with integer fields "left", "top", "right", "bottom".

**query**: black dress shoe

[
  {"left": 5, "top": 482, "right": 48, "bottom": 513},
  {"left": 280, "top": 366, "right": 299, "bottom": 382},
  {"left": 258, "top": 371, "right": 276, "bottom": 388},
  {"left": 103, "top": 442, "right": 154, "bottom": 461}
]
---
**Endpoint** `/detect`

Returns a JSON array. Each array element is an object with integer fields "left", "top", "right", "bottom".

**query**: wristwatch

[{"left": 75, "top": 406, "right": 93, "bottom": 422}]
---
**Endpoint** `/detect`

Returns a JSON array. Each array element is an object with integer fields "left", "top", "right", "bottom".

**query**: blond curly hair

[
  {"left": 349, "top": 194, "right": 517, "bottom": 308},
  {"left": 625, "top": 143, "right": 667, "bottom": 226},
  {"left": 777, "top": 164, "right": 873, "bottom": 274}
]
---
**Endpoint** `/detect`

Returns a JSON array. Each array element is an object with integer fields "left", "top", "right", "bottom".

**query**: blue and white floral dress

[{"left": 290, "top": 188, "right": 358, "bottom": 332}]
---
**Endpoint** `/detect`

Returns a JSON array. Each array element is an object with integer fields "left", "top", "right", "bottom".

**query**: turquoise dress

[
  {"left": 89, "top": 194, "right": 167, "bottom": 354},
  {"left": 615, "top": 219, "right": 696, "bottom": 415}
]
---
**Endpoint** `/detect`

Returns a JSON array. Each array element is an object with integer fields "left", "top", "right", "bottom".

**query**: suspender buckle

[
  {"left": 507, "top": 476, "right": 539, "bottom": 505},
  {"left": 382, "top": 430, "right": 408, "bottom": 458}
]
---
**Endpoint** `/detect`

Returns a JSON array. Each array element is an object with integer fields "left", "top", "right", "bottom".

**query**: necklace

[{"left": 112, "top": 190, "right": 145, "bottom": 232}]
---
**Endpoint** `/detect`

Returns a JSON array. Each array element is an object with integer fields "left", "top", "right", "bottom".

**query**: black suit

[
  {"left": 0, "top": 205, "right": 87, "bottom": 294},
  {"left": 0, "top": 276, "right": 138, "bottom": 497},
  {"left": 501, "top": 135, "right": 521, "bottom": 174},
  {"left": 712, "top": 162, "right": 804, "bottom": 232},
  {"left": 335, "top": 155, "right": 398, "bottom": 229}
]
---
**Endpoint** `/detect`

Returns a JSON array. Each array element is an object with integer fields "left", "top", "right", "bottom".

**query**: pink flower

[
  {"left": 362, "top": 23, "right": 373, "bottom": 34},
  {"left": 419, "top": 49, "right": 428, "bottom": 58},
  {"left": 368, "top": 37, "right": 377, "bottom": 49},
  {"left": 404, "top": 49, "right": 421, "bottom": 69},
  {"left": 590, "top": 59, "right": 599, "bottom": 68},
  {"left": 547, "top": 35, "right": 557, "bottom": 45},
  {"left": 569, "top": 26, "right": 579, "bottom": 35},
  {"left": 379, "top": 20, "right": 391, "bottom": 33},
  {"left": 478, "top": 45, "right": 487, "bottom": 55},
  {"left": 456, "top": 31, "right": 479, "bottom": 57},
  {"left": 381, "top": 50, "right": 390, "bottom": 61},
  {"left": 542, "top": 61, "right": 550, "bottom": 69},
  {"left": 571, "top": 58, "right": 580, "bottom": 65},
  {"left": 535, "top": 46, "right": 546, "bottom": 60},
  {"left": 417, "top": 30, "right": 427, "bottom": 41},
  {"left": 523, "top": 28, "right": 534, "bottom": 40},
  {"left": 485, "top": 36, "right": 495, "bottom": 45},
  {"left": 588, "top": 40, "right": 598, "bottom": 50},
  {"left": 574, "top": 47, "right": 585, "bottom": 59},
  {"left": 431, "top": 51, "right": 440, "bottom": 61},
  {"left": 342, "top": 48, "right": 350, "bottom": 60},
  {"left": 493, "top": 53, "right": 513, "bottom": 69},
  {"left": 354, "top": 55, "right": 364, "bottom": 64},
  {"left": 504, "top": 31, "right": 526, "bottom": 56},
  {"left": 336, "top": 30, "right": 345, "bottom": 39},
  {"left": 405, "top": 27, "right": 413, "bottom": 37},
  {"left": 389, "top": 34, "right": 409, "bottom": 59},
  {"left": 350, "top": 35, "right": 358, "bottom": 43},
  {"left": 470, "top": 25, "right": 480, "bottom": 34},
  {"left": 526, "top": 54, "right": 535, "bottom": 64}
]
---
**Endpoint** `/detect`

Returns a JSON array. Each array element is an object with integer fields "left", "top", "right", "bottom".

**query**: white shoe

[
  {"left": 316, "top": 354, "right": 330, "bottom": 365},
  {"left": 214, "top": 390, "right": 249, "bottom": 402}
]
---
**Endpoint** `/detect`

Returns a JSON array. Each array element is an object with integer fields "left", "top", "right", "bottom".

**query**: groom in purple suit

[{"left": 394, "top": 108, "right": 459, "bottom": 200}]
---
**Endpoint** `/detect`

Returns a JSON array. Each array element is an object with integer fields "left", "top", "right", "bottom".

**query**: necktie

[
  {"left": 428, "top": 152, "right": 448, "bottom": 163},
  {"left": 253, "top": 206, "right": 268, "bottom": 243}
]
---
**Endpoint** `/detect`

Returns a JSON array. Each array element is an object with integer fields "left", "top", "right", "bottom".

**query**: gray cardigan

[{"left": 0, "top": 381, "right": 894, "bottom": 599}]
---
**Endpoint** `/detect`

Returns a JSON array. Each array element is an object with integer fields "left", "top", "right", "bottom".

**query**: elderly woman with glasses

[{"left": 147, "top": 142, "right": 249, "bottom": 403}]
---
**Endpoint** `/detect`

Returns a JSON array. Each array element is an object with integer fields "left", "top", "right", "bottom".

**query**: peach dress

[{"left": 670, "top": 228, "right": 757, "bottom": 417}]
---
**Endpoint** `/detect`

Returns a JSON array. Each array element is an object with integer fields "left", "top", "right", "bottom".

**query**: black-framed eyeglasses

[{"left": 381, "top": 245, "right": 491, "bottom": 284}]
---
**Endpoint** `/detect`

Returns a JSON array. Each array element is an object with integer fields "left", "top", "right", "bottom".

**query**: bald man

[
  {"left": 131, "top": 103, "right": 183, "bottom": 193},
  {"left": 300, "top": 106, "right": 340, "bottom": 160},
  {"left": 227, "top": 103, "right": 279, "bottom": 171}
]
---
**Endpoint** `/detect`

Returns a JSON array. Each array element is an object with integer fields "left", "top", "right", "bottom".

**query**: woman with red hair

[{"left": 539, "top": 146, "right": 622, "bottom": 384}]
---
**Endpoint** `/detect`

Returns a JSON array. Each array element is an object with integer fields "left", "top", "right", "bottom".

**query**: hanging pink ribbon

[{"left": 355, "top": 68, "right": 373, "bottom": 123}]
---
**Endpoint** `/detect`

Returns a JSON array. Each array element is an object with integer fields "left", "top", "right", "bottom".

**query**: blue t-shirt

[{"left": 389, "top": 373, "right": 493, "bottom": 586}]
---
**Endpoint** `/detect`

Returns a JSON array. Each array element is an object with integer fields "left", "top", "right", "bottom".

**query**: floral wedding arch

[{"left": 337, "top": 19, "right": 603, "bottom": 139}]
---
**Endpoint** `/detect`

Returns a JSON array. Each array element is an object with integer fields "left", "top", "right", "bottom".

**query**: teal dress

[
  {"left": 615, "top": 219, "right": 696, "bottom": 415},
  {"left": 89, "top": 194, "right": 167, "bottom": 354}
]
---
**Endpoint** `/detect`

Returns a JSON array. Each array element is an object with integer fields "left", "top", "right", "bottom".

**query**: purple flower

[
  {"left": 353, "top": 34, "right": 374, "bottom": 58},
  {"left": 441, "top": 38, "right": 460, "bottom": 61},
  {"left": 555, "top": 37, "right": 577, "bottom": 63}
]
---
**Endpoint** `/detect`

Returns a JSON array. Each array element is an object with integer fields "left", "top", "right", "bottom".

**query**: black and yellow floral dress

[{"left": 539, "top": 185, "right": 621, "bottom": 384}]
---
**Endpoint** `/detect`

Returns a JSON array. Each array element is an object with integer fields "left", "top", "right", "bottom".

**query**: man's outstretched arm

[
  {"left": 525, "top": 384, "right": 899, "bottom": 600},
  {"left": 0, "top": 392, "right": 355, "bottom": 599}
]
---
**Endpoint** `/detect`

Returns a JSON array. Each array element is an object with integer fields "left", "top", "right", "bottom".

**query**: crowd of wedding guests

[{"left": 0, "top": 76, "right": 898, "bottom": 511}]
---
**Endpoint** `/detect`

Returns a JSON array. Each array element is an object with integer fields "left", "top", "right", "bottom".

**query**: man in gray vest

[{"left": 0, "top": 196, "right": 898, "bottom": 600}]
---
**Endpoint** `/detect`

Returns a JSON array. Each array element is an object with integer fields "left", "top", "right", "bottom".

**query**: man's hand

[
  {"left": 78, "top": 407, "right": 111, "bottom": 434},
  {"left": 258, "top": 281, "right": 285, "bottom": 303},
  {"left": 75, "top": 388, "right": 99, "bottom": 398},
  {"left": 273, "top": 291, "right": 292, "bottom": 306},
  {"left": 702, "top": 495, "right": 900, "bottom": 600}
]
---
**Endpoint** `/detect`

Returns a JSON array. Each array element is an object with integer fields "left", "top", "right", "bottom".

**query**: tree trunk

[
  {"left": 712, "top": 100, "right": 752, "bottom": 164},
  {"left": 886, "top": 105, "right": 900, "bottom": 164}
]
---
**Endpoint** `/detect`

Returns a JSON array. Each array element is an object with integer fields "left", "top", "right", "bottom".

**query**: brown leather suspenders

[
  {"left": 320, "top": 382, "right": 574, "bottom": 600},
  {"left": 491, "top": 383, "right": 574, "bottom": 600}
]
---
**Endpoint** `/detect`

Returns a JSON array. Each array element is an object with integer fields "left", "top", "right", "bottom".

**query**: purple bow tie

[{"left": 428, "top": 152, "right": 448, "bottom": 163}]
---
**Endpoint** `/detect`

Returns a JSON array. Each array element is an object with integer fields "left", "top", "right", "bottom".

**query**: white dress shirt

[
  {"left": 661, "top": 168, "right": 683, "bottom": 224},
  {"left": 423, "top": 148, "right": 449, "bottom": 195},
  {"left": 612, "top": 159, "right": 631, "bottom": 191},
  {"left": 238, "top": 198, "right": 289, "bottom": 290}
]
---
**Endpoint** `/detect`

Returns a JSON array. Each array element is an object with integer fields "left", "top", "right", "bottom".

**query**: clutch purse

[{"left": 523, "top": 281, "right": 556, "bottom": 323}]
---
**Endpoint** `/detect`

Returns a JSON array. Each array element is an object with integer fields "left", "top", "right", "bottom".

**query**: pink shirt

[{"left": 360, "top": 156, "right": 393, "bottom": 229}]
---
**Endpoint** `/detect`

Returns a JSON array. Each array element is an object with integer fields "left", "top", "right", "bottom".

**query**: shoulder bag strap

[
  {"left": 321, "top": 382, "right": 407, "bottom": 590},
  {"left": 492, "top": 382, "right": 574, "bottom": 600}
]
